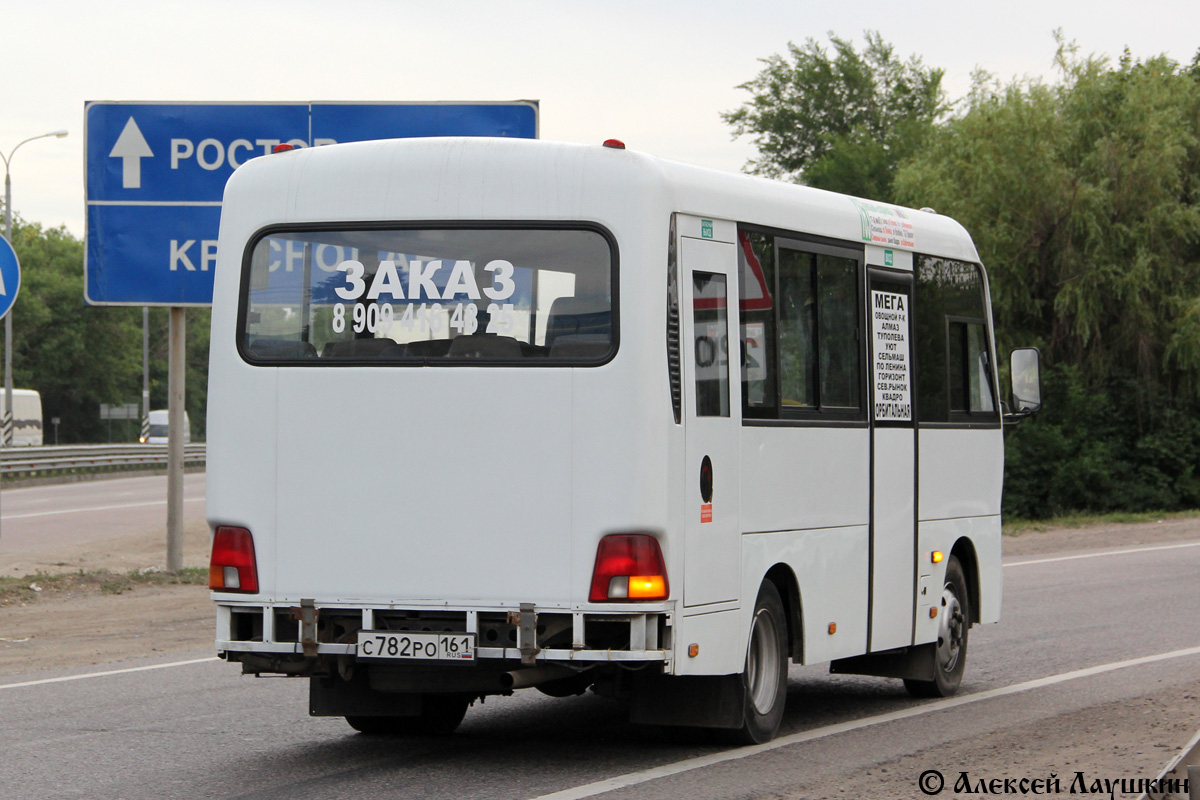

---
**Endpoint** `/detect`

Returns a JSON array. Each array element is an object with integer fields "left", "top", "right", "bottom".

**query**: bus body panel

[
  {"left": 740, "top": 526, "right": 871, "bottom": 665},
  {"left": 918, "top": 428, "right": 1004, "bottom": 519},
  {"left": 739, "top": 428, "right": 870, "bottom": 533},
  {"left": 671, "top": 607, "right": 744, "bottom": 675},
  {"left": 916, "top": 515, "right": 1002, "bottom": 630},
  {"left": 270, "top": 367, "right": 575, "bottom": 604}
]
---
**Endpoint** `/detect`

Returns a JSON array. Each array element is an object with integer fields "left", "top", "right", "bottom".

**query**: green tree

[
  {"left": 723, "top": 31, "right": 946, "bottom": 199},
  {"left": 895, "top": 39, "right": 1200, "bottom": 411},
  {"left": 894, "top": 38, "right": 1200, "bottom": 515},
  {"left": 3, "top": 218, "right": 143, "bottom": 443}
]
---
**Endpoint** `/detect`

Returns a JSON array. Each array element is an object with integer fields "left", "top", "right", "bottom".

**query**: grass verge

[
  {"left": 1003, "top": 508, "right": 1200, "bottom": 535},
  {"left": 0, "top": 567, "right": 207, "bottom": 607}
]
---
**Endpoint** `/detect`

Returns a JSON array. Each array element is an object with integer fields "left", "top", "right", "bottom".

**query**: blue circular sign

[{"left": 0, "top": 236, "right": 20, "bottom": 320}]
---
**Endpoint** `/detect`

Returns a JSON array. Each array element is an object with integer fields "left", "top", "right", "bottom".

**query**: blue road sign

[
  {"left": 0, "top": 235, "right": 20, "bottom": 321},
  {"left": 85, "top": 101, "right": 539, "bottom": 306}
]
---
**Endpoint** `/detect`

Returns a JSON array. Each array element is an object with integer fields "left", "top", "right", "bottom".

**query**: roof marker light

[
  {"left": 602, "top": 139, "right": 626, "bottom": 150},
  {"left": 272, "top": 143, "right": 294, "bottom": 153}
]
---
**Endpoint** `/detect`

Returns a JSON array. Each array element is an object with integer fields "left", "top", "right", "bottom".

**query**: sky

[{"left": 3, "top": 0, "right": 1199, "bottom": 239}]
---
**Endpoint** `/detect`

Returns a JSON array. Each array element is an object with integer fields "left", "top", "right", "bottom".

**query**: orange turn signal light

[
  {"left": 931, "top": 550, "right": 944, "bottom": 564},
  {"left": 628, "top": 575, "right": 667, "bottom": 599}
]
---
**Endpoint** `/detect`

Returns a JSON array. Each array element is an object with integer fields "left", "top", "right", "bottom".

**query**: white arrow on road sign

[{"left": 109, "top": 117, "right": 154, "bottom": 189}]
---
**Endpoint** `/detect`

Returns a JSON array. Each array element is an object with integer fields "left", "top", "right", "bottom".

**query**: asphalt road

[
  {"left": 2, "top": 539, "right": 1199, "bottom": 800},
  {"left": 0, "top": 473, "right": 207, "bottom": 553}
]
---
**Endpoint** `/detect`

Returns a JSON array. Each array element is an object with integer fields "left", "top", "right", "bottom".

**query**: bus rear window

[{"left": 239, "top": 226, "right": 616, "bottom": 365}]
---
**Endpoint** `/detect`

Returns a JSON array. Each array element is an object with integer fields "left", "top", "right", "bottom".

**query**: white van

[
  {"left": 142, "top": 409, "right": 191, "bottom": 444},
  {"left": 3, "top": 389, "right": 43, "bottom": 447},
  {"left": 207, "top": 137, "right": 1039, "bottom": 742}
]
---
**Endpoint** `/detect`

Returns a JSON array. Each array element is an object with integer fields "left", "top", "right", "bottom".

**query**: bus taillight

[
  {"left": 589, "top": 534, "right": 669, "bottom": 602},
  {"left": 209, "top": 526, "right": 259, "bottom": 593}
]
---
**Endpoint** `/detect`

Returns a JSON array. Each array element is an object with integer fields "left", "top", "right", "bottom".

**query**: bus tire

[
  {"left": 904, "top": 556, "right": 969, "bottom": 698},
  {"left": 732, "top": 580, "right": 789, "bottom": 744},
  {"left": 345, "top": 693, "right": 470, "bottom": 736}
]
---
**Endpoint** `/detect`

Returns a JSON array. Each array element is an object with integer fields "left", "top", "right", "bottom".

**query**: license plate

[{"left": 356, "top": 631, "right": 475, "bottom": 662}]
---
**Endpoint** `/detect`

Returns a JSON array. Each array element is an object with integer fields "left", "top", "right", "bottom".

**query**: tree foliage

[
  {"left": 1, "top": 218, "right": 210, "bottom": 443},
  {"left": 895, "top": 40, "right": 1200, "bottom": 409},
  {"left": 894, "top": 42, "right": 1200, "bottom": 516},
  {"left": 723, "top": 31, "right": 945, "bottom": 199}
]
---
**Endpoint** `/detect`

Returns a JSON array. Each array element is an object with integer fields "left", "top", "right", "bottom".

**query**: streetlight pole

[{"left": 1, "top": 129, "right": 68, "bottom": 446}]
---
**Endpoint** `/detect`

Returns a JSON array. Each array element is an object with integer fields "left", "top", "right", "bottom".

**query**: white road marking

[
  {"left": 1004, "top": 540, "right": 1200, "bottom": 568},
  {"left": 2, "top": 496, "right": 204, "bottom": 520},
  {"left": 528, "top": 645, "right": 1200, "bottom": 800},
  {"left": 0, "top": 657, "right": 218, "bottom": 691}
]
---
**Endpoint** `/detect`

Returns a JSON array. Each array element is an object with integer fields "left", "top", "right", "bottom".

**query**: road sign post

[
  {"left": 85, "top": 100, "right": 539, "bottom": 570},
  {"left": 167, "top": 308, "right": 185, "bottom": 573},
  {"left": 0, "top": 234, "right": 21, "bottom": 450},
  {"left": 0, "top": 235, "right": 19, "bottom": 542}
]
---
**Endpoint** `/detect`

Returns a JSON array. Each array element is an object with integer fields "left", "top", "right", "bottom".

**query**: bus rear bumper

[{"left": 215, "top": 600, "right": 674, "bottom": 671}]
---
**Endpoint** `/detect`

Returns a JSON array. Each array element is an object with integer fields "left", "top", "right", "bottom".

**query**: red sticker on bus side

[{"left": 700, "top": 504, "right": 713, "bottom": 523}]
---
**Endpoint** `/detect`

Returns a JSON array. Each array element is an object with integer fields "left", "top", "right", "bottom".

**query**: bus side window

[
  {"left": 914, "top": 257, "right": 998, "bottom": 422},
  {"left": 948, "top": 320, "right": 995, "bottom": 414},
  {"left": 738, "top": 231, "right": 777, "bottom": 417},
  {"left": 736, "top": 225, "right": 862, "bottom": 420},
  {"left": 777, "top": 248, "right": 816, "bottom": 408},
  {"left": 693, "top": 271, "right": 730, "bottom": 418}
]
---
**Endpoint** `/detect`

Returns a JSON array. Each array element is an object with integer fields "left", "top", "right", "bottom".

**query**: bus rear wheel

[
  {"left": 345, "top": 693, "right": 471, "bottom": 736},
  {"left": 731, "top": 581, "right": 789, "bottom": 744},
  {"left": 905, "top": 556, "right": 969, "bottom": 698}
]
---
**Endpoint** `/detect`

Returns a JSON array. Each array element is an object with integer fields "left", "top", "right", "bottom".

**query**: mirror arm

[{"left": 1002, "top": 410, "right": 1030, "bottom": 428}]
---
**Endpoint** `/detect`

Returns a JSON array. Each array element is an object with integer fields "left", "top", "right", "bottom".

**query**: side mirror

[{"left": 1005, "top": 348, "right": 1042, "bottom": 424}]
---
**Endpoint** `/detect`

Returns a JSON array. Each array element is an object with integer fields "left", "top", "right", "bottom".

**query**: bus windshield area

[{"left": 240, "top": 226, "right": 615, "bottom": 365}]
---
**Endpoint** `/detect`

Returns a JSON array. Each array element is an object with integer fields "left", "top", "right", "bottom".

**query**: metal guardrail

[{"left": 0, "top": 443, "right": 206, "bottom": 475}]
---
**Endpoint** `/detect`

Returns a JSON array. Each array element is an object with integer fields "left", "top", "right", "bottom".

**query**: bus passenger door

[
  {"left": 680, "top": 231, "right": 742, "bottom": 608},
  {"left": 868, "top": 269, "right": 916, "bottom": 651}
]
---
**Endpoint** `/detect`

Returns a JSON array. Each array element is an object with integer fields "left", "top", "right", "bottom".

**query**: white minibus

[
  {"left": 3, "top": 389, "right": 43, "bottom": 447},
  {"left": 207, "top": 137, "right": 1040, "bottom": 743}
]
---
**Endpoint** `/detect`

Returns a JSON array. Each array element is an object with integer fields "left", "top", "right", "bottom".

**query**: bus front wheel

[
  {"left": 732, "top": 580, "right": 789, "bottom": 744},
  {"left": 904, "top": 555, "right": 969, "bottom": 698}
]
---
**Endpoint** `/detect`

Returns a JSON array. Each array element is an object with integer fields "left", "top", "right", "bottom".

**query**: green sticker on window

[{"left": 701, "top": 220, "right": 714, "bottom": 239}]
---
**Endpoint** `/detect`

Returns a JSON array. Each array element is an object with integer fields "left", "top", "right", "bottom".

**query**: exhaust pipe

[{"left": 501, "top": 665, "right": 581, "bottom": 690}]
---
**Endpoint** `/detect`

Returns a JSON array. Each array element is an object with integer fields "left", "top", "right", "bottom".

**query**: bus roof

[{"left": 222, "top": 137, "right": 981, "bottom": 264}]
